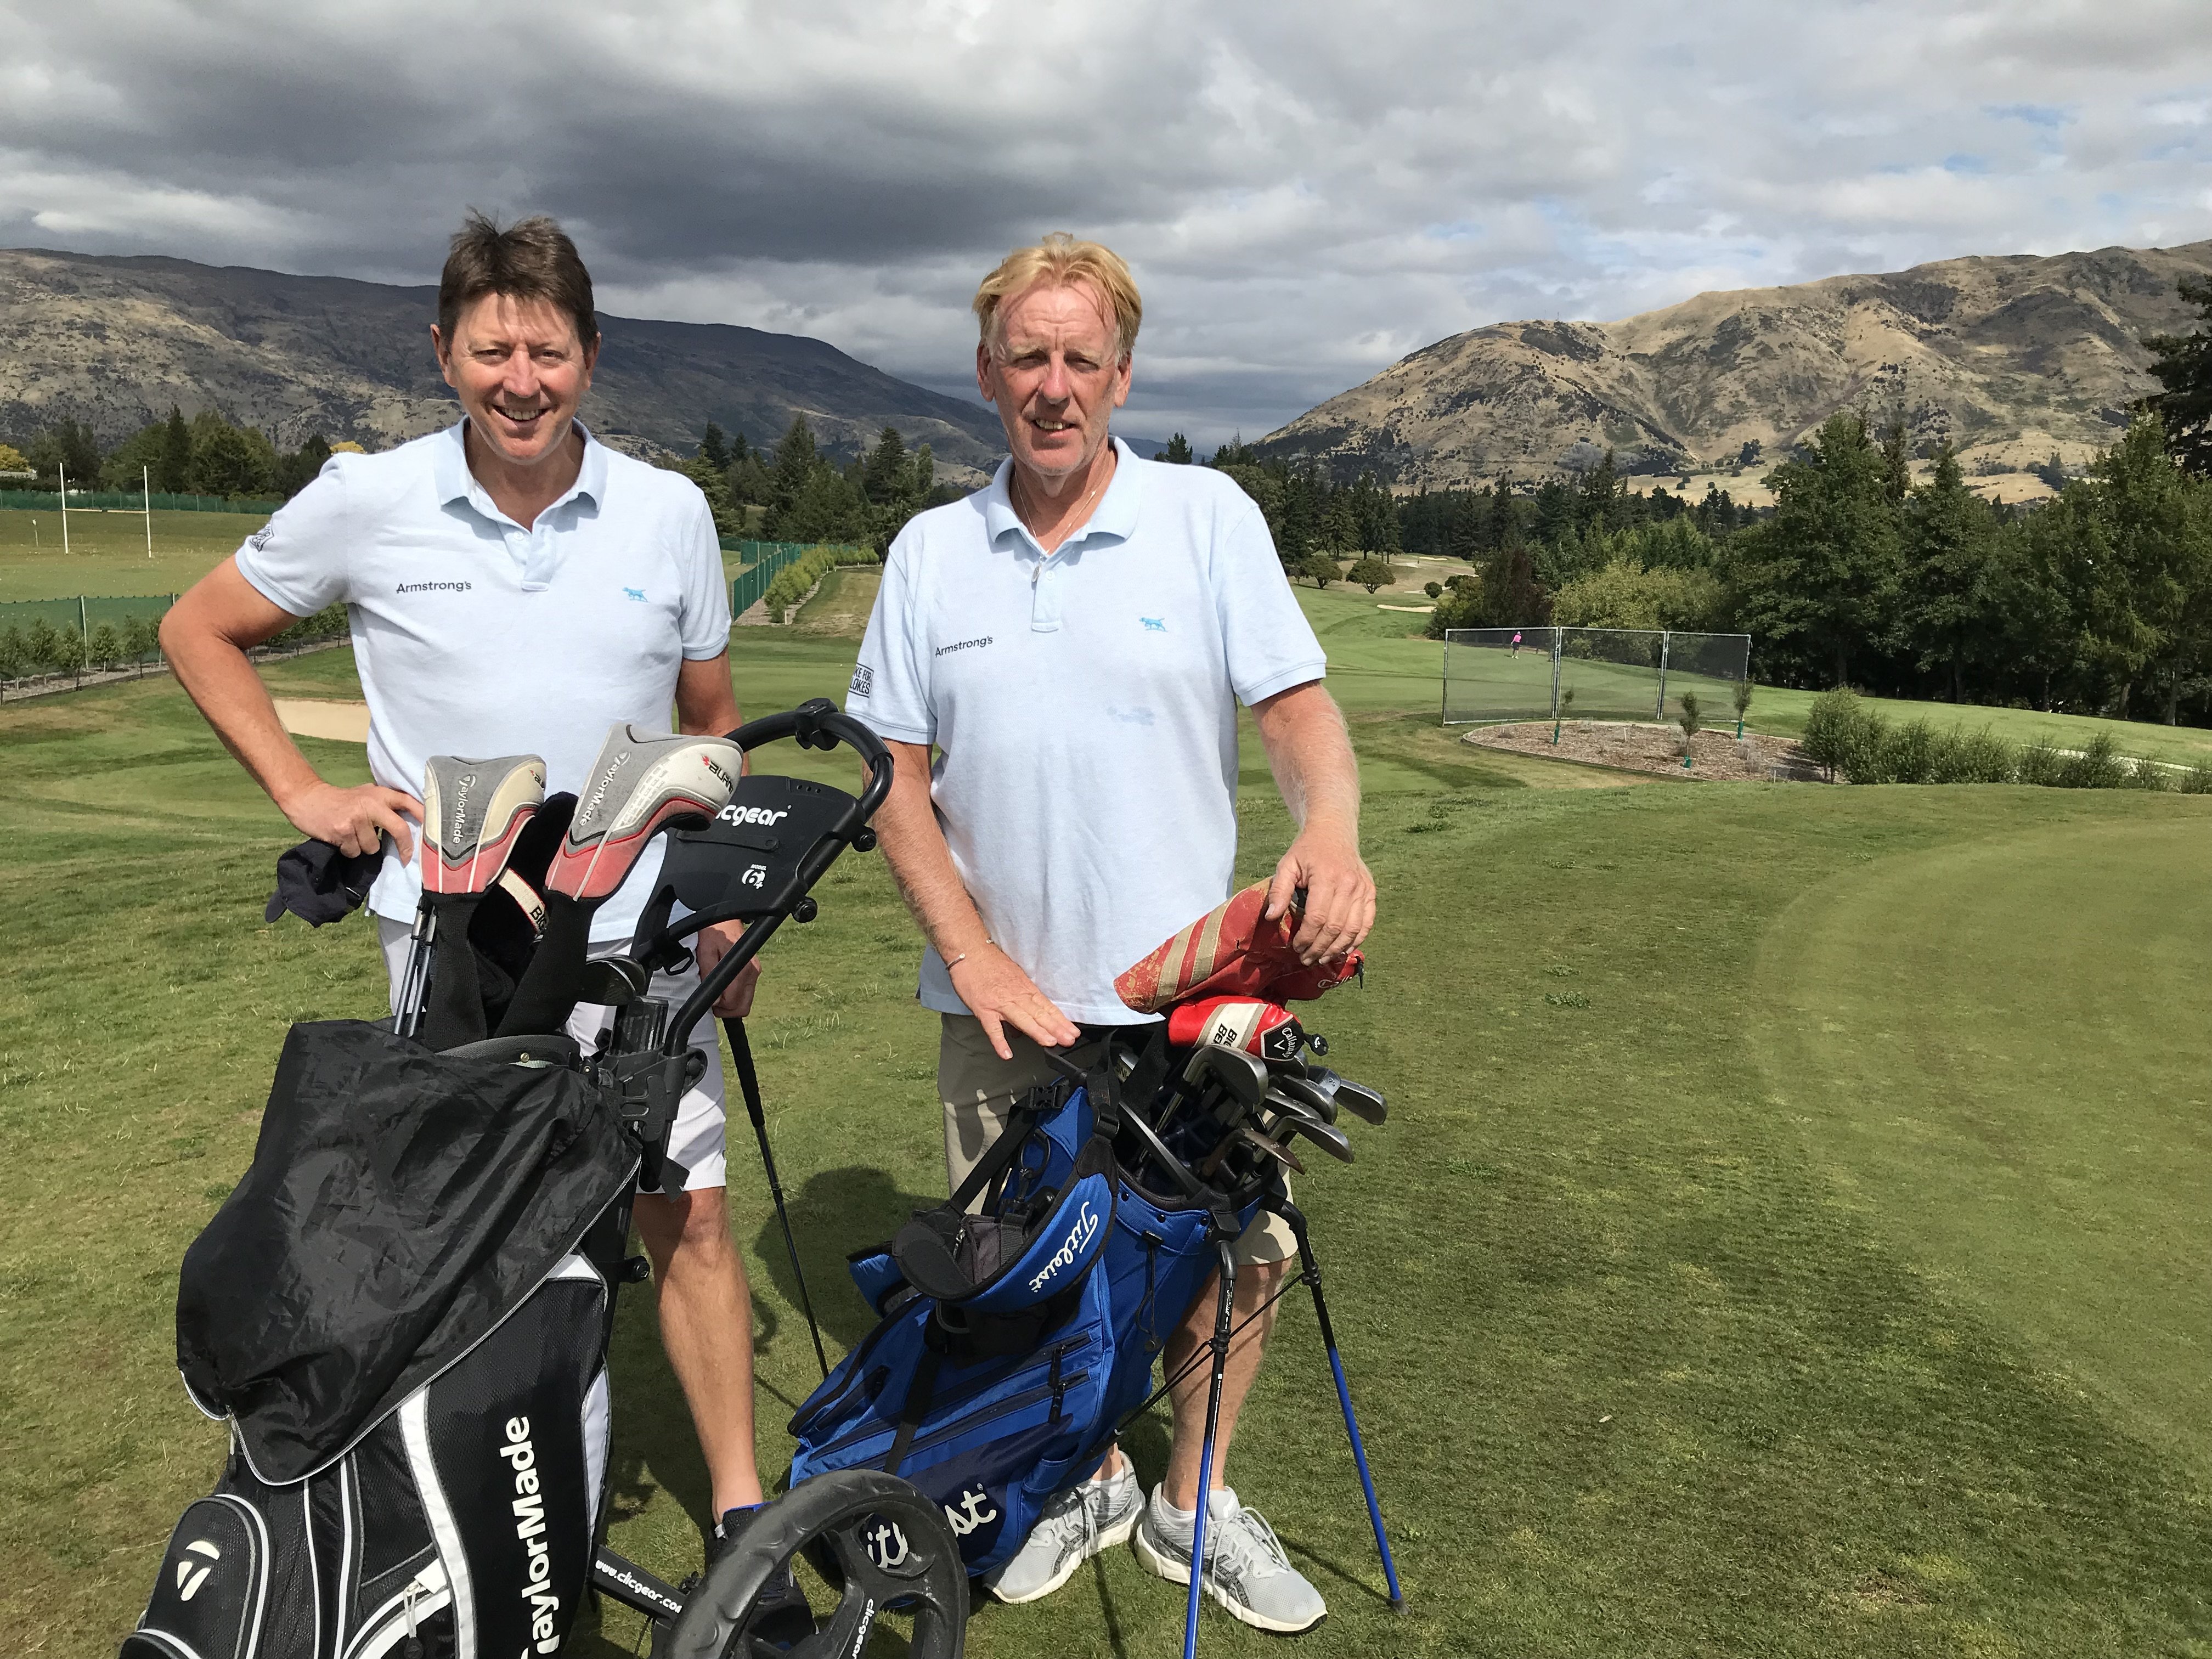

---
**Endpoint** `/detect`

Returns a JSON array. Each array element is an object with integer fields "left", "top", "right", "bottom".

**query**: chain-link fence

[{"left": 1443, "top": 627, "right": 1751, "bottom": 726}]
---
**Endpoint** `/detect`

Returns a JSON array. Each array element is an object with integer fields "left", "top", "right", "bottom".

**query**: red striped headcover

[{"left": 1115, "top": 880, "right": 1363, "bottom": 1014}]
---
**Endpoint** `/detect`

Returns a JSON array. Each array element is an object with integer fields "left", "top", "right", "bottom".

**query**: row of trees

[
  {"left": 663, "top": 417, "right": 962, "bottom": 552},
  {"left": 1, "top": 410, "right": 360, "bottom": 500},
  {"left": 1409, "top": 411, "right": 2212, "bottom": 723}
]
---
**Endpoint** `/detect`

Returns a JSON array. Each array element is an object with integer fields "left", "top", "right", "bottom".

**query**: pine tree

[
  {"left": 1480, "top": 538, "right": 1550, "bottom": 628},
  {"left": 159, "top": 407, "right": 193, "bottom": 494},
  {"left": 1730, "top": 411, "right": 1901, "bottom": 687},
  {"left": 1898, "top": 444, "right": 2000, "bottom": 702},
  {"left": 2144, "top": 274, "right": 2212, "bottom": 477},
  {"left": 863, "top": 427, "right": 907, "bottom": 502},
  {"left": 1163, "top": 432, "right": 1193, "bottom": 465},
  {"left": 769, "top": 417, "right": 818, "bottom": 522},
  {"left": 1878, "top": 415, "right": 1911, "bottom": 504},
  {"left": 700, "top": 421, "right": 731, "bottom": 473}
]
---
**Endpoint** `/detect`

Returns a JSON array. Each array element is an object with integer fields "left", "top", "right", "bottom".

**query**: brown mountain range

[
  {"left": 1254, "top": 240, "right": 2212, "bottom": 494},
  {"left": 0, "top": 247, "right": 1006, "bottom": 469}
]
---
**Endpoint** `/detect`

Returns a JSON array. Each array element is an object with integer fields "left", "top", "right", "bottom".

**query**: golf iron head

[
  {"left": 1260, "top": 1092, "right": 1357, "bottom": 1163},
  {"left": 1306, "top": 1065, "right": 1387, "bottom": 1125},
  {"left": 549, "top": 725, "right": 743, "bottom": 904},
  {"left": 420, "top": 754, "right": 546, "bottom": 896}
]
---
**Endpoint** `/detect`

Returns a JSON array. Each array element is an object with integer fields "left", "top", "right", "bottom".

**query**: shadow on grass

[{"left": 752, "top": 1164, "right": 944, "bottom": 1355}]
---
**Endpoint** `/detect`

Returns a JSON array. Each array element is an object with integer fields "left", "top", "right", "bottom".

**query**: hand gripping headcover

[
  {"left": 420, "top": 753, "right": 546, "bottom": 895},
  {"left": 549, "top": 724, "right": 743, "bottom": 901},
  {"left": 1115, "top": 879, "right": 1362, "bottom": 1014}
]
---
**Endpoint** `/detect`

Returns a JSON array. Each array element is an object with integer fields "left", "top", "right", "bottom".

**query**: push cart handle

[{"left": 662, "top": 699, "right": 893, "bottom": 1054}]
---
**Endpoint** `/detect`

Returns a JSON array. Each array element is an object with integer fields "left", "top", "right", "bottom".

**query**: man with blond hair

[{"left": 848, "top": 233, "right": 1373, "bottom": 1633}]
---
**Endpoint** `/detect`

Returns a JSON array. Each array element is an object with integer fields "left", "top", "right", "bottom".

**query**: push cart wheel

[{"left": 654, "top": 1469, "right": 967, "bottom": 1659}]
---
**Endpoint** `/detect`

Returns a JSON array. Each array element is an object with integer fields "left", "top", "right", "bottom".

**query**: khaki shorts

[{"left": 937, "top": 1013, "right": 1296, "bottom": 1266}]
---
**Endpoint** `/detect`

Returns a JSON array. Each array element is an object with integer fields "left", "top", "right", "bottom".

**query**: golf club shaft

[
  {"left": 397, "top": 906, "right": 437, "bottom": 1040},
  {"left": 1183, "top": 1242, "right": 1237, "bottom": 1659},
  {"left": 723, "top": 1014, "right": 829, "bottom": 1382},
  {"left": 1279, "top": 1203, "right": 1404, "bottom": 1610}
]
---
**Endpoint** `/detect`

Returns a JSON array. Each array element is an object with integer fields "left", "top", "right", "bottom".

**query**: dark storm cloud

[{"left": 4, "top": 0, "right": 2210, "bottom": 443}]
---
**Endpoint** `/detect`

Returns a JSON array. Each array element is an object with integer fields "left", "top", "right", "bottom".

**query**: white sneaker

[
  {"left": 981, "top": 1462, "right": 1143, "bottom": 1605},
  {"left": 1132, "top": 1485, "right": 1327, "bottom": 1635}
]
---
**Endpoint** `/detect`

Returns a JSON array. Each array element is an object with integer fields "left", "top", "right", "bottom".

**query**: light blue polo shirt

[
  {"left": 849, "top": 438, "right": 1326, "bottom": 1024},
  {"left": 234, "top": 420, "right": 731, "bottom": 940}
]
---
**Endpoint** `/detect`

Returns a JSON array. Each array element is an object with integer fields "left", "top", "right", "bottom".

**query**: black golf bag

[
  {"left": 126, "top": 1020, "right": 636, "bottom": 1659},
  {"left": 125, "top": 699, "right": 964, "bottom": 1659}
]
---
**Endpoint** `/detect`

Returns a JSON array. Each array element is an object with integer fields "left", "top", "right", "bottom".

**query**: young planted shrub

[
  {"left": 2057, "top": 731, "right": 2125, "bottom": 789},
  {"left": 1883, "top": 718, "right": 1940, "bottom": 785},
  {"left": 2016, "top": 744, "right": 2064, "bottom": 787},
  {"left": 1801, "top": 689, "right": 1872, "bottom": 780},
  {"left": 86, "top": 622, "right": 122, "bottom": 672},
  {"left": 2121, "top": 755, "right": 2174, "bottom": 791},
  {"left": 1424, "top": 581, "right": 1443, "bottom": 600},
  {"left": 0, "top": 626, "right": 26, "bottom": 683},
  {"left": 1933, "top": 726, "right": 2019, "bottom": 784},
  {"left": 1677, "top": 689, "right": 1702, "bottom": 740}
]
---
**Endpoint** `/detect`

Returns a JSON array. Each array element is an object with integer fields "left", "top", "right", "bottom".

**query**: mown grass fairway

[
  {"left": 0, "top": 507, "right": 268, "bottom": 602},
  {"left": 4, "top": 594, "right": 2211, "bottom": 1658}
]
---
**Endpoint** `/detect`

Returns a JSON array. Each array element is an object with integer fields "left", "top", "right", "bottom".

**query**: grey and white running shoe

[
  {"left": 1132, "top": 1485, "right": 1327, "bottom": 1635},
  {"left": 982, "top": 1463, "right": 1143, "bottom": 1605}
]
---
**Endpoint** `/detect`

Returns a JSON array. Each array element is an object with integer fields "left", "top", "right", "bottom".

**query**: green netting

[
  {"left": 728, "top": 542, "right": 874, "bottom": 617},
  {"left": 0, "top": 594, "right": 178, "bottom": 679},
  {"left": 1443, "top": 628, "right": 1751, "bottom": 727}
]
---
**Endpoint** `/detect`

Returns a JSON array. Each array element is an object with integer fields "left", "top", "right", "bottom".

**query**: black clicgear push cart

[
  {"left": 584, "top": 700, "right": 972, "bottom": 1658},
  {"left": 123, "top": 700, "right": 968, "bottom": 1659}
]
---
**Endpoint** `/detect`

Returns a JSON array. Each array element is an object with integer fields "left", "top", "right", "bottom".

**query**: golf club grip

[{"left": 722, "top": 1015, "right": 769, "bottom": 1131}]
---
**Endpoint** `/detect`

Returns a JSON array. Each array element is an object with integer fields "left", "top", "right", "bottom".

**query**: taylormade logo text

[
  {"left": 499, "top": 1416, "right": 563, "bottom": 1654},
  {"left": 1026, "top": 1201, "right": 1099, "bottom": 1292}
]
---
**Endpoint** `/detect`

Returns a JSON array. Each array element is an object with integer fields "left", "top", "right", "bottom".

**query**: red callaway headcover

[{"left": 1116, "top": 881, "right": 1362, "bottom": 1014}]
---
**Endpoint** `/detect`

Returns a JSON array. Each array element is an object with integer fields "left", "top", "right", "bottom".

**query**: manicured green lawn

[
  {"left": 0, "top": 508, "right": 265, "bottom": 603},
  {"left": 5, "top": 600, "right": 2211, "bottom": 1657}
]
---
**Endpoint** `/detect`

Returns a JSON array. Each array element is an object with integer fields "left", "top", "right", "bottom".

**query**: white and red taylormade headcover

[
  {"left": 1115, "top": 879, "right": 1363, "bottom": 1014},
  {"left": 548, "top": 725, "right": 742, "bottom": 903},
  {"left": 419, "top": 753, "right": 546, "bottom": 896}
]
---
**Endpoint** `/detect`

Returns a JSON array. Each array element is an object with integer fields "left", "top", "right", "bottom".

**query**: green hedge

[
  {"left": 1800, "top": 689, "right": 2212, "bottom": 791},
  {"left": 762, "top": 546, "right": 845, "bottom": 622}
]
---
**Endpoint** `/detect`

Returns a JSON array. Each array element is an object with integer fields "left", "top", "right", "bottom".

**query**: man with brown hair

[
  {"left": 162, "top": 212, "right": 805, "bottom": 1629},
  {"left": 850, "top": 233, "right": 1373, "bottom": 1632}
]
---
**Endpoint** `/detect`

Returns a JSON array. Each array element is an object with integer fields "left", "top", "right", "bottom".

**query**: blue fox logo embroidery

[
  {"left": 1141, "top": 617, "right": 1166, "bottom": 633},
  {"left": 623, "top": 587, "right": 646, "bottom": 602}
]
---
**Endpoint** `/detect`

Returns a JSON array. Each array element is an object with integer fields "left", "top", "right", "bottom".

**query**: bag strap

[
  {"left": 883, "top": 1344, "right": 944, "bottom": 1478},
  {"left": 949, "top": 1082, "right": 1061, "bottom": 1213}
]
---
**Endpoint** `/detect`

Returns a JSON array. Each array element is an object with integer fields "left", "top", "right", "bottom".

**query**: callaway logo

[
  {"left": 943, "top": 1486, "right": 1000, "bottom": 1537},
  {"left": 499, "top": 1416, "right": 564, "bottom": 1654},
  {"left": 716, "top": 804, "right": 789, "bottom": 828},
  {"left": 1026, "top": 1200, "right": 1099, "bottom": 1293},
  {"left": 175, "top": 1538, "right": 220, "bottom": 1602},
  {"left": 397, "top": 580, "right": 472, "bottom": 594}
]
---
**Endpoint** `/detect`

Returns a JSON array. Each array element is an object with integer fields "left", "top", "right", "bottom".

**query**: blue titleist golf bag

[{"left": 789, "top": 1059, "right": 1266, "bottom": 1576}]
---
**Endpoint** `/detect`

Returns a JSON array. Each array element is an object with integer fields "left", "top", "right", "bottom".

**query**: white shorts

[{"left": 377, "top": 915, "right": 729, "bottom": 1192}]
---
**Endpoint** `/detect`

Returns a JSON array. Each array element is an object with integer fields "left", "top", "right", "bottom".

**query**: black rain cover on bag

[{"left": 176, "top": 1019, "right": 635, "bottom": 1484}]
